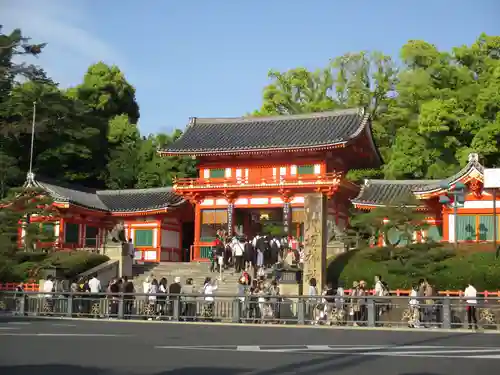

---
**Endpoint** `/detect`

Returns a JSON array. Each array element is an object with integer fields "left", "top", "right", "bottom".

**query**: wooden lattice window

[
  {"left": 85, "top": 226, "right": 99, "bottom": 247},
  {"left": 135, "top": 229, "right": 154, "bottom": 247},
  {"left": 297, "top": 165, "right": 314, "bottom": 175},
  {"left": 64, "top": 223, "right": 79, "bottom": 244},
  {"left": 209, "top": 168, "right": 225, "bottom": 178}
]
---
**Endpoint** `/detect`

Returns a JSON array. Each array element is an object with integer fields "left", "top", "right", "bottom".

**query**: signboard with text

[{"left": 484, "top": 169, "right": 500, "bottom": 189}]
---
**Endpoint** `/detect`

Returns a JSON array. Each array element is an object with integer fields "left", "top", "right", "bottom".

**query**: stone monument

[
  {"left": 302, "top": 193, "right": 328, "bottom": 292},
  {"left": 104, "top": 222, "right": 132, "bottom": 278}
]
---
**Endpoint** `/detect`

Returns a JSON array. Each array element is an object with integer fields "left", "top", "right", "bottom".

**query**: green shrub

[
  {"left": 329, "top": 244, "right": 500, "bottom": 291},
  {"left": 14, "top": 252, "right": 48, "bottom": 263},
  {"left": 0, "top": 256, "right": 20, "bottom": 283},
  {"left": 45, "top": 251, "right": 109, "bottom": 279}
]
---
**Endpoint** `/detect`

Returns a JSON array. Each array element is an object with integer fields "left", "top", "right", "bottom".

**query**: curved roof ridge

[
  {"left": 29, "top": 175, "right": 184, "bottom": 213},
  {"left": 365, "top": 179, "right": 438, "bottom": 185},
  {"left": 193, "top": 108, "right": 363, "bottom": 125},
  {"left": 97, "top": 187, "right": 173, "bottom": 195}
]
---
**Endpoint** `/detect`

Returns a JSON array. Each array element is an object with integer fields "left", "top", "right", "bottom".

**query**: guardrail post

[
  {"left": 118, "top": 296, "right": 124, "bottom": 319},
  {"left": 367, "top": 297, "right": 376, "bottom": 327},
  {"left": 66, "top": 294, "right": 73, "bottom": 317},
  {"left": 173, "top": 297, "right": 180, "bottom": 321},
  {"left": 232, "top": 298, "right": 241, "bottom": 323},
  {"left": 442, "top": 298, "right": 451, "bottom": 329},
  {"left": 19, "top": 295, "right": 26, "bottom": 316},
  {"left": 297, "top": 298, "right": 305, "bottom": 325}
]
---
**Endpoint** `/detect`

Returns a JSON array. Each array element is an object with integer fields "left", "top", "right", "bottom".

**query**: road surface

[{"left": 0, "top": 318, "right": 499, "bottom": 374}]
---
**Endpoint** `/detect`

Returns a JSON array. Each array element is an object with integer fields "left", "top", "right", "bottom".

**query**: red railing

[
  {"left": 174, "top": 172, "right": 342, "bottom": 189},
  {"left": 0, "top": 283, "right": 39, "bottom": 291}
]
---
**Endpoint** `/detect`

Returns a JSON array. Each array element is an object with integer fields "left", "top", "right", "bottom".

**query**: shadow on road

[
  {"left": 0, "top": 365, "right": 247, "bottom": 375},
  {"left": 0, "top": 316, "right": 51, "bottom": 323},
  {"left": 0, "top": 332, "right": 479, "bottom": 375}
]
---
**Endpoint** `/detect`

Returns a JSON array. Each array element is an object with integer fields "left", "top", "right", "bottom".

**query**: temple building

[
  {"left": 159, "top": 108, "right": 382, "bottom": 261},
  {"left": 351, "top": 153, "right": 499, "bottom": 244},
  {"left": 21, "top": 177, "right": 194, "bottom": 262}
]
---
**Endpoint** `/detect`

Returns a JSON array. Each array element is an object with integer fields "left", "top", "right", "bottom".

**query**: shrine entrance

[{"left": 233, "top": 207, "right": 305, "bottom": 240}]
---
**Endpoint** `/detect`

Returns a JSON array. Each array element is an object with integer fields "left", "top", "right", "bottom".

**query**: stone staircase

[{"left": 132, "top": 262, "right": 241, "bottom": 295}]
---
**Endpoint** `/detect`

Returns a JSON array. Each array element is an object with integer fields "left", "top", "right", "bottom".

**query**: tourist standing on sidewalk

[
  {"left": 202, "top": 277, "right": 218, "bottom": 320},
  {"left": 181, "top": 278, "right": 197, "bottom": 321},
  {"left": 464, "top": 282, "right": 478, "bottom": 330},
  {"left": 42, "top": 275, "right": 54, "bottom": 314},
  {"left": 409, "top": 283, "right": 421, "bottom": 328},
  {"left": 122, "top": 276, "right": 135, "bottom": 318},
  {"left": 147, "top": 278, "right": 159, "bottom": 320},
  {"left": 168, "top": 277, "right": 182, "bottom": 318}
]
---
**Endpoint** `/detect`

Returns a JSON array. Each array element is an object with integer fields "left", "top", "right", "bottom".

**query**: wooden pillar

[{"left": 59, "top": 217, "right": 65, "bottom": 247}]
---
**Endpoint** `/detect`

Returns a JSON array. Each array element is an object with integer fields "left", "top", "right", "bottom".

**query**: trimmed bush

[
  {"left": 45, "top": 252, "right": 109, "bottom": 279},
  {"left": 14, "top": 252, "right": 48, "bottom": 263},
  {"left": 0, "top": 251, "right": 109, "bottom": 282},
  {"left": 328, "top": 243, "right": 500, "bottom": 291}
]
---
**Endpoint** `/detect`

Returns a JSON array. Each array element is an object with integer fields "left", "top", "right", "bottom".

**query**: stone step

[{"left": 132, "top": 261, "right": 241, "bottom": 295}]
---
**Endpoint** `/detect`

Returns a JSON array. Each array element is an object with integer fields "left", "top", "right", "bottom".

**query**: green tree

[
  {"left": 135, "top": 131, "right": 197, "bottom": 189},
  {"left": 381, "top": 34, "right": 500, "bottom": 178},
  {"left": 69, "top": 62, "right": 140, "bottom": 124},
  {"left": 3, "top": 81, "right": 103, "bottom": 185},
  {"left": 253, "top": 52, "right": 397, "bottom": 181},
  {"left": 351, "top": 198, "right": 428, "bottom": 251},
  {"left": 105, "top": 114, "right": 141, "bottom": 189},
  {"left": 0, "top": 186, "right": 55, "bottom": 255}
]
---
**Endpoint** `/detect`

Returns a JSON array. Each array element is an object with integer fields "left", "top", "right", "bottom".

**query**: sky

[{"left": 2, "top": 0, "right": 500, "bottom": 135}]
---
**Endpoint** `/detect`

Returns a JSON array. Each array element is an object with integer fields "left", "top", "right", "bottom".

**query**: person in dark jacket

[
  {"left": 244, "top": 237, "right": 255, "bottom": 271},
  {"left": 168, "top": 277, "right": 182, "bottom": 317}
]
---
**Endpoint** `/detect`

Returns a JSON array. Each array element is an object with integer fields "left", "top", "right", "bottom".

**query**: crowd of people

[{"left": 209, "top": 230, "right": 304, "bottom": 275}]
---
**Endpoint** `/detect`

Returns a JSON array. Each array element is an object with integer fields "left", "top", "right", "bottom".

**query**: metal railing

[{"left": 1, "top": 292, "right": 499, "bottom": 330}]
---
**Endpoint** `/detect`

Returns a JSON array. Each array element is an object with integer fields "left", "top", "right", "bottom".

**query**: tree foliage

[
  {"left": 0, "top": 26, "right": 196, "bottom": 199},
  {"left": 0, "top": 187, "right": 55, "bottom": 256},
  {"left": 254, "top": 33, "right": 500, "bottom": 181},
  {"left": 350, "top": 199, "right": 429, "bottom": 252}
]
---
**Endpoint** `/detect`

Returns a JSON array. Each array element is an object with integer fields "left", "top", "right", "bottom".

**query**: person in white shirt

[
  {"left": 374, "top": 275, "right": 384, "bottom": 297},
  {"left": 408, "top": 284, "right": 420, "bottom": 328},
  {"left": 88, "top": 275, "right": 101, "bottom": 294},
  {"left": 42, "top": 275, "right": 54, "bottom": 313},
  {"left": 232, "top": 237, "right": 245, "bottom": 273},
  {"left": 464, "top": 283, "right": 478, "bottom": 330},
  {"left": 202, "top": 277, "right": 218, "bottom": 321},
  {"left": 374, "top": 275, "right": 386, "bottom": 320}
]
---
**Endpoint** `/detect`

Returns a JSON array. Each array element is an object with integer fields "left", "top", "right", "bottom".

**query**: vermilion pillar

[{"left": 194, "top": 202, "right": 201, "bottom": 259}]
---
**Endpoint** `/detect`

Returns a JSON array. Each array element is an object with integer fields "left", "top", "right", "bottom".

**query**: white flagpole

[{"left": 26, "top": 101, "right": 36, "bottom": 186}]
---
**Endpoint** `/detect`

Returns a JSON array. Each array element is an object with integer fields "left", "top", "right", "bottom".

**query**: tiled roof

[
  {"left": 161, "top": 108, "right": 371, "bottom": 155},
  {"left": 33, "top": 178, "right": 185, "bottom": 213},
  {"left": 413, "top": 153, "right": 484, "bottom": 194},
  {"left": 352, "top": 153, "right": 485, "bottom": 206},
  {"left": 351, "top": 180, "right": 436, "bottom": 206},
  {"left": 97, "top": 187, "right": 184, "bottom": 212},
  {"left": 35, "top": 180, "right": 109, "bottom": 211}
]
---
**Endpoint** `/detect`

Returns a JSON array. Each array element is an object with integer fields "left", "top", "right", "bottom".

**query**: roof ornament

[
  {"left": 188, "top": 117, "right": 197, "bottom": 127},
  {"left": 468, "top": 153, "right": 479, "bottom": 162},
  {"left": 25, "top": 172, "right": 36, "bottom": 188},
  {"left": 364, "top": 179, "right": 370, "bottom": 186}
]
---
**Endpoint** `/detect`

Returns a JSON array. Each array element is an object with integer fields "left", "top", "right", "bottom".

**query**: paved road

[{"left": 0, "top": 318, "right": 499, "bottom": 375}]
